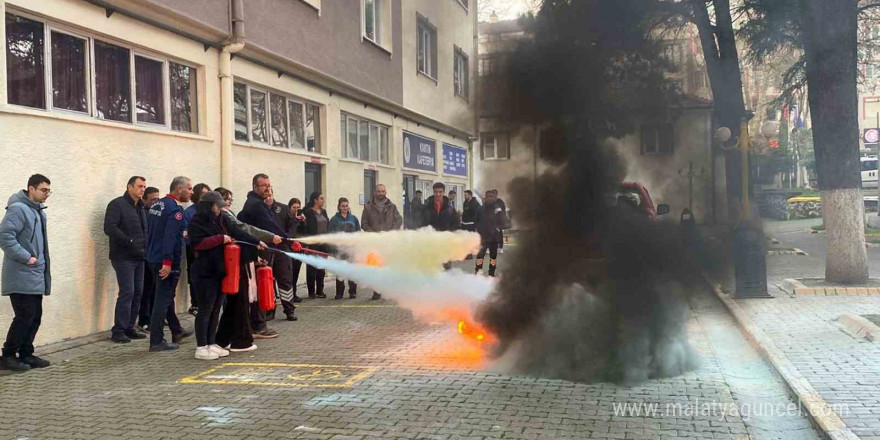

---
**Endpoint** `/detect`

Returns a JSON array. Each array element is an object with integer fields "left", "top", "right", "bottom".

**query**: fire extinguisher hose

[{"left": 234, "top": 240, "right": 333, "bottom": 259}]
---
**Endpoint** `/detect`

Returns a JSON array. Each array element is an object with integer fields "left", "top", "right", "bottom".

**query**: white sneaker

[
  {"left": 195, "top": 346, "right": 220, "bottom": 360},
  {"left": 229, "top": 344, "right": 257, "bottom": 352},
  {"left": 209, "top": 344, "right": 230, "bottom": 357}
]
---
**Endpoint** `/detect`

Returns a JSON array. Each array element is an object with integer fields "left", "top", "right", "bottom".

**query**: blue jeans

[
  {"left": 110, "top": 259, "right": 145, "bottom": 337},
  {"left": 149, "top": 263, "right": 184, "bottom": 346}
]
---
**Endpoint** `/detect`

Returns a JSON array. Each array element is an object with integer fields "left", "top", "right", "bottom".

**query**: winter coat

[
  {"left": 423, "top": 195, "right": 460, "bottom": 232},
  {"left": 0, "top": 191, "right": 51, "bottom": 296},
  {"left": 238, "top": 191, "right": 287, "bottom": 238},
  {"left": 146, "top": 195, "right": 186, "bottom": 268},
  {"left": 303, "top": 207, "right": 330, "bottom": 253},
  {"left": 407, "top": 198, "right": 426, "bottom": 228},
  {"left": 361, "top": 198, "right": 402, "bottom": 232},
  {"left": 461, "top": 197, "right": 480, "bottom": 227},
  {"left": 187, "top": 210, "right": 259, "bottom": 280},
  {"left": 329, "top": 212, "right": 361, "bottom": 233},
  {"left": 475, "top": 201, "right": 511, "bottom": 244},
  {"left": 103, "top": 192, "right": 148, "bottom": 261},
  {"left": 270, "top": 202, "right": 304, "bottom": 238}
]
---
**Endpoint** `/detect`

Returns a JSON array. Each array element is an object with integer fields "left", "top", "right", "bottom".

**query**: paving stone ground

[
  {"left": 0, "top": 247, "right": 818, "bottom": 440},
  {"left": 720, "top": 219, "right": 880, "bottom": 440}
]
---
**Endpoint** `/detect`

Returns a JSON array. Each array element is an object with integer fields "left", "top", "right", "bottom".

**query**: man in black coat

[
  {"left": 461, "top": 190, "right": 480, "bottom": 232},
  {"left": 424, "top": 183, "right": 460, "bottom": 232},
  {"left": 475, "top": 190, "right": 510, "bottom": 277},
  {"left": 238, "top": 174, "right": 288, "bottom": 338},
  {"left": 104, "top": 176, "right": 149, "bottom": 343}
]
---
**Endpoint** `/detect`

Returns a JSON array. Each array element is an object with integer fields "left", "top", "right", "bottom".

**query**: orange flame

[
  {"left": 365, "top": 251, "right": 384, "bottom": 267},
  {"left": 456, "top": 317, "right": 495, "bottom": 344}
]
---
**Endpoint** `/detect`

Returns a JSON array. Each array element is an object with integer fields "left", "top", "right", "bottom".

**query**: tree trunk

[
  {"left": 690, "top": 0, "right": 748, "bottom": 220},
  {"left": 801, "top": 0, "right": 868, "bottom": 283}
]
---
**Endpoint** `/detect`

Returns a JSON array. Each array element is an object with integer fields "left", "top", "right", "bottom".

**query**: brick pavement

[
  {"left": 719, "top": 224, "right": 880, "bottom": 440},
  {"left": 0, "top": 284, "right": 781, "bottom": 439}
]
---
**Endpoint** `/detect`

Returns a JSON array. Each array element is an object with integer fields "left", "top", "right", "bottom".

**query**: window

[
  {"left": 664, "top": 43, "right": 684, "bottom": 70},
  {"left": 306, "top": 103, "right": 320, "bottom": 152},
  {"left": 364, "top": 0, "right": 380, "bottom": 44},
  {"left": 341, "top": 112, "right": 390, "bottom": 164},
  {"left": 290, "top": 101, "right": 305, "bottom": 149},
  {"left": 250, "top": 89, "right": 268, "bottom": 143},
  {"left": 5, "top": 13, "right": 45, "bottom": 109},
  {"left": 270, "top": 93, "right": 288, "bottom": 147},
  {"left": 454, "top": 46, "right": 469, "bottom": 99},
  {"left": 4, "top": 12, "right": 198, "bottom": 132},
  {"left": 169, "top": 62, "right": 197, "bottom": 132},
  {"left": 234, "top": 82, "right": 248, "bottom": 141},
  {"left": 51, "top": 31, "right": 87, "bottom": 113},
  {"left": 417, "top": 15, "right": 438, "bottom": 79},
  {"left": 135, "top": 55, "right": 165, "bottom": 125},
  {"left": 641, "top": 123, "right": 674, "bottom": 155},
  {"left": 481, "top": 132, "right": 509, "bottom": 159},
  {"left": 233, "top": 81, "right": 321, "bottom": 152},
  {"left": 94, "top": 40, "right": 131, "bottom": 122}
]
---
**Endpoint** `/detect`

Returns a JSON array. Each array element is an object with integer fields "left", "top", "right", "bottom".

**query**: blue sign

[
  {"left": 403, "top": 132, "right": 436, "bottom": 172},
  {"left": 443, "top": 144, "right": 468, "bottom": 177}
]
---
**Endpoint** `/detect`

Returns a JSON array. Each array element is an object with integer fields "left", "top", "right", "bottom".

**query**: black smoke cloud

[{"left": 475, "top": 0, "right": 720, "bottom": 384}]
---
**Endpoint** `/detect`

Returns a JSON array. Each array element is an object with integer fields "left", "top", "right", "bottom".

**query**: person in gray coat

[{"left": 0, "top": 174, "right": 52, "bottom": 371}]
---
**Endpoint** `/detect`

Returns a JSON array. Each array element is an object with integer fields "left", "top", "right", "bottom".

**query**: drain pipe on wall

[{"left": 220, "top": 0, "right": 245, "bottom": 187}]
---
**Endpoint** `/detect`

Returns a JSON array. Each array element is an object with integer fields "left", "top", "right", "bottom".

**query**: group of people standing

[
  {"left": 0, "top": 173, "right": 509, "bottom": 371},
  {"left": 408, "top": 185, "right": 510, "bottom": 277}
]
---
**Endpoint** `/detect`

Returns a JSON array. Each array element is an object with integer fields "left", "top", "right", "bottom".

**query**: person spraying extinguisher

[{"left": 186, "top": 191, "right": 267, "bottom": 361}]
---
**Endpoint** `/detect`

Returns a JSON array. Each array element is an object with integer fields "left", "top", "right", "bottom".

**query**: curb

[
  {"left": 767, "top": 248, "right": 808, "bottom": 256},
  {"left": 784, "top": 278, "right": 880, "bottom": 296},
  {"left": 702, "top": 274, "right": 859, "bottom": 440}
]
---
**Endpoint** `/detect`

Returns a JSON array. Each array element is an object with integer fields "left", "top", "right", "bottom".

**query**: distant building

[{"left": 475, "top": 19, "right": 720, "bottom": 224}]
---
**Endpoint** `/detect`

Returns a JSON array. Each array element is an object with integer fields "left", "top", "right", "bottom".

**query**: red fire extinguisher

[
  {"left": 256, "top": 266, "right": 275, "bottom": 311},
  {"left": 221, "top": 243, "right": 240, "bottom": 294}
]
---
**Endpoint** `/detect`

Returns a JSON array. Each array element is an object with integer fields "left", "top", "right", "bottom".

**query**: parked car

[{"left": 863, "top": 156, "right": 878, "bottom": 189}]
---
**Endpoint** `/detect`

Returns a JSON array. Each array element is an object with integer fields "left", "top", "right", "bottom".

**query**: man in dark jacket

[
  {"left": 0, "top": 174, "right": 52, "bottom": 371},
  {"left": 267, "top": 190, "right": 301, "bottom": 320},
  {"left": 138, "top": 187, "right": 160, "bottom": 332},
  {"left": 146, "top": 176, "right": 193, "bottom": 352},
  {"left": 424, "top": 183, "right": 460, "bottom": 232},
  {"left": 461, "top": 190, "right": 480, "bottom": 232},
  {"left": 475, "top": 190, "right": 510, "bottom": 277},
  {"left": 406, "top": 190, "right": 425, "bottom": 229},
  {"left": 104, "top": 176, "right": 149, "bottom": 343},
  {"left": 239, "top": 174, "right": 288, "bottom": 338}
]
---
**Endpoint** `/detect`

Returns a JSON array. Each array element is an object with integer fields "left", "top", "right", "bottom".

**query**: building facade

[
  {"left": 475, "top": 19, "right": 718, "bottom": 224},
  {"left": 0, "top": 0, "right": 477, "bottom": 344}
]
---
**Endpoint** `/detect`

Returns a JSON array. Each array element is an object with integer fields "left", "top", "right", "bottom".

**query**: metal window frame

[
  {"left": 5, "top": 9, "right": 200, "bottom": 133},
  {"left": 340, "top": 111, "right": 390, "bottom": 164},
  {"left": 47, "top": 26, "right": 91, "bottom": 116}
]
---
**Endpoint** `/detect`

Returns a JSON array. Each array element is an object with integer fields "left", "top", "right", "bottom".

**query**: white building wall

[{"left": 0, "top": 0, "right": 473, "bottom": 346}]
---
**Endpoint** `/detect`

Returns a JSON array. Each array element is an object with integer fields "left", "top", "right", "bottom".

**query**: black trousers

[
  {"left": 476, "top": 243, "right": 499, "bottom": 276},
  {"left": 148, "top": 263, "right": 184, "bottom": 346},
  {"left": 306, "top": 265, "right": 325, "bottom": 296},
  {"left": 335, "top": 278, "right": 357, "bottom": 297},
  {"left": 193, "top": 276, "right": 223, "bottom": 347},
  {"left": 138, "top": 267, "right": 155, "bottom": 327},
  {"left": 2, "top": 294, "right": 42, "bottom": 358},
  {"left": 110, "top": 259, "right": 145, "bottom": 337},
  {"left": 272, "top": 255, "right": 298, "bottom": 316},
  {"left": 185, "top": 246, "right": 197, "bottom": 308},
  {"left": 216, "top": 263, "right": 254, "bottom": 350}
]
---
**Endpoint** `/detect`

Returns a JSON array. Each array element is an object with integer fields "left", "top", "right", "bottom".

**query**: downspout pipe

[{"left": 220, "top": 0, "right": 245, "bottom": 188}]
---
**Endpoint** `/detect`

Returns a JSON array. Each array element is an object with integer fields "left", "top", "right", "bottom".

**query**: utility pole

[{"left": 679, "top": 161, "right": 706, "bottom": 213}]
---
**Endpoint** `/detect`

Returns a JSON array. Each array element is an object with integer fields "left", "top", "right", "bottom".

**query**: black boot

[
  {"left": 349, "top": 282, "right": 357, "bottom": 299},
  {"left": 0, "top": 355, "right": 30, "bottom": 371},
  {"left": 335, "top": 280, "right": 345, "bottom": 299},
  {"left": 475, "top": 258, "right": 484, "bottom": 275},
  {"left": 488, "top": 260, "right": 497, "bottom": 277},
  {"left": 19, "top": 355, "right": 50, "bottom": 368}
]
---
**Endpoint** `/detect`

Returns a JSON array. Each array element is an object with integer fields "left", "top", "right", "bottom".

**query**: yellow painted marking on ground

[
  {"left": 179, "top": 362, "right": 377, "bottom": 388},
  {"left": 296, "top": 304, "right": 398, "bottom": 308}
]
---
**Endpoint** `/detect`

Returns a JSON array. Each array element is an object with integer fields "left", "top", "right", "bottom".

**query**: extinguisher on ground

[
  {"left": 221, "top": 243, "right": 241, "bottom": 294},
  {"left": 256, "top": 266, "right": 276, "bottom": 311}
]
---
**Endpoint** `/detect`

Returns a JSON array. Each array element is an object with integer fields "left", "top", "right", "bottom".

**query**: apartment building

[{"left": 0, "top": 0, "right": 477, "bottom": 344}]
